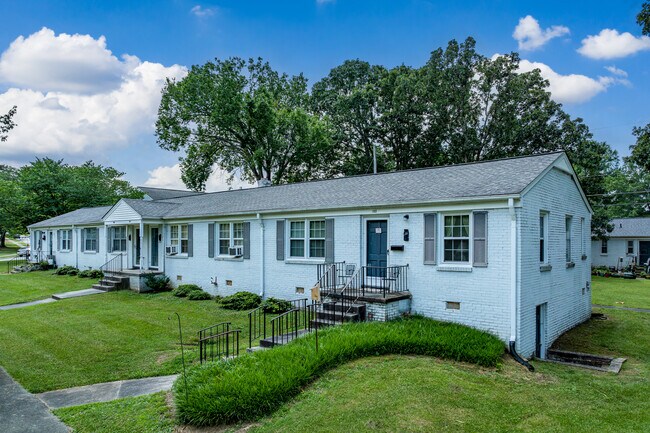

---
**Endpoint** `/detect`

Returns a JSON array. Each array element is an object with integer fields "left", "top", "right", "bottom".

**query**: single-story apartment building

[
  {"left": 28, "top": 152, "right": 592, "bottom": 359},
  {"left": 592, "top": 217, "right": 650, "bottom": 269}
]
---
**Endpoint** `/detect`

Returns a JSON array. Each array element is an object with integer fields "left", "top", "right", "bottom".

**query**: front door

[
  {"left": 150, "top": 227, "right": 159, "bottom": 268},
  {"left": 134, "top": 228, "right": 141, "bottom": 267},
  {"left": 640, "top": 241, "right": 650, "bottom": 267},
  {"left": 366, "top": 220, "right": 388, "bottom": 277},
  {"left": 535, "top": 303, "right": 547, "bottom": 359}
]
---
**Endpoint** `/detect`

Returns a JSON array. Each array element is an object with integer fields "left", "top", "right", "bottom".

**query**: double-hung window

[
  {"left": 627, "top": 240, "right": 634, "bottom": 255},
  {"left": 60, "top": 230, "right": 72, "bottom": 251},
  {"left": 443, "top": 215, "right": 470, "bottom": 263},
  {"left": 565, "top": 216, "right": 573, "bottom": 263},
  {"left": 601, "top": 239, "right": 608, "bottom": 254},
  {"left": 539, "top": 212, "right": 548, "bottom": 263},
  {"left": 289, "top": 220, "right": 326, "bottom": 259},
  {"left": 170, "top": 224, "right": 189, "bottom": 254},
  {"left": 110, "top": 226, "right": 127, "bottom": 252},
  {"left": 83, "top": 228, "right": 98, "bottom": 252},
  {"left": 218, "top": 222, "right": 244, "bottom": 255}
]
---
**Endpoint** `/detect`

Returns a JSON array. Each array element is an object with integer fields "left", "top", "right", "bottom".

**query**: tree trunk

[{"left": 0, "top": 231, "right": 6, "bottom": 248}]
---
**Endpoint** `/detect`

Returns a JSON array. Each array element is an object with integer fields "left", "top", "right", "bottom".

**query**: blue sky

[{"left": 0, "top": 0, "right": 648, "bottom": 190}]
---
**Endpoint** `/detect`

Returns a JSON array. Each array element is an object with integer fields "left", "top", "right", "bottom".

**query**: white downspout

[
  {"left": 139, "top": 221, "right": 144, "bottom": 271},
  {"left": 508, "top": 198, "right": 517, "bottom": 343},
  {"left": 73, "top": 225, "right": 78, "bottom": 268},
  {"left": 258, "top": 213, "right": 265, "bottom": 298}
]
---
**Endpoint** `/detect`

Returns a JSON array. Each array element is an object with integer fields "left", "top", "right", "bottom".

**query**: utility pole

[{"left": 372, "top": 141, "right": 377, "bottom": 174}]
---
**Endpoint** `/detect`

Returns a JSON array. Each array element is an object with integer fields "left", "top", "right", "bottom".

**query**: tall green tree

[
  {"left": 0, "top": 106, "right": 16, "bottom": 142},
  {"left": 0, "top": 165, "right": 25, "bottom": 247},
  {"left": 638, "top": 1, "right": 650, "bottom": 35},
  {"left": 156, "top": 57, "right": 333, "bottom": 190},
  {"left": 629, "top": 123, "right": 650, "bottom": 173}
]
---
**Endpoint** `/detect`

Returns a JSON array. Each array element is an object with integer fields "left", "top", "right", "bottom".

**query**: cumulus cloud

[
  {"left": 190, "top": 5, "right": 217, "bottom": 17},
  {"left": 144, "top": 164, "right": 254, "bottom": 192},
  {"left": 578, "top": 29, "right": 650, "bottom": 59},
  {"left": 0, "top": 28, "right": 186, "bottom": 159},
  {"left": 512, "top": 15, "right": 570, "bottom": 50},
  {"left": 517, "top": 59, "right": 624, "bottom": 104},
  {"left": 604, "top": 65, "right": 628, "bottom": 77}
]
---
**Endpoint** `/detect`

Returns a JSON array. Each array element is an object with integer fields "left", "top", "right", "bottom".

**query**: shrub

[
  {"left": 218, "top": 291, "right": 261, "bottom": 310},
  {"left": 54, "top": 266, "right": 79, "bottom": 276},
  {"left": 174, "top": 316, "right": 504, "bottom": 426},
  {"left": 260, "top": 297, "right": 293, "bottom": 314},
  {"left": 187, "top": 290, "right": 213, "bottom": 301},
  {"left": 78, "top": 269, "right": 103, "bottom": 279},
  {"left": 143, "top": 274, "right": 171, "bottom": 292},
  {"left": 172, "top": 284, "right": 202, "bottom": 297}
]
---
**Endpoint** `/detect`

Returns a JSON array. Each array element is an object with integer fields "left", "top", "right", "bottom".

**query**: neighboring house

[
  {"left": 28, "top": 152, "right": 592, "bottom": 359},
  {"left": 592, "top": 217, "right": 650, "bottom": 269}
]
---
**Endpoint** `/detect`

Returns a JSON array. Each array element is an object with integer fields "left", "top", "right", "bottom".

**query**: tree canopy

[{"left": 1, "top": 106, "right": 16, "bottom": 142}]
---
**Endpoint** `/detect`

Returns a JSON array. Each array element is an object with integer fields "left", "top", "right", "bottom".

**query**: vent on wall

[{"left": 446, "top": 301, "right": 461, "bottom": 310}]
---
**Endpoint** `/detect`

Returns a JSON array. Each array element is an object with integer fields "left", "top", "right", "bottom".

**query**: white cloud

[
  {"left": 517, "top": 59, "right": 624, "bottom": 104},
  {"left": 144, "top": 163, "right": 254, "bottom": 192},
  {"left": 604, "top": 65, "right": 628, "bottom": 77},
  {"left": 578, "top": 29, "right": 650, "bottom": 59},
  {"left": 190, "top": 5, "right": 217, "bottom": 17},
  {"left": 512, "top": 15, "right": 570, "bottom": 50},
  {"left": 0, "top": 28, "right": 186, "bottom": 159}
]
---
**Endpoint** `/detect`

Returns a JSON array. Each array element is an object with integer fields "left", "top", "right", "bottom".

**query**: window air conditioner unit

[
  {"left": 166, "top": 245, "right": 178, "bottom": 255},
  {"left": 229, "top": 246, "right": 243, "bottom": 257}
]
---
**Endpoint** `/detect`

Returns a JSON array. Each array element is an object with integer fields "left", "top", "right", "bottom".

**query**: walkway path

[
  {"left": 0, "top": 367, "right": 69, "bottom": 433},
  {"left": 0, "top": 288, "right": 105, "bottom": 311},
  {"left": 593, "top": 304, "right": 650, "bottom": 314},
  {"left": 37, "top": 375, "right": 179, "bottom": 409}
]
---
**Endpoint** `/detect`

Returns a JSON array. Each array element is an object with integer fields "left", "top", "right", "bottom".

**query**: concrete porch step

[
  {"left": 316, "top": 310, "right": 360, "bottom": 322},
  {"left": 259, "top": 329, "right": 310, "bottom": 348}
]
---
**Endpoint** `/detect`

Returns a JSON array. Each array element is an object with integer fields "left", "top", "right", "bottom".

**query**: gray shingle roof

[
  {"left": 28, "top": 152, "right": 568, "bottom": 227},
  {"left": 138, "top": 186, "right": 203, "bottom": 200},
  {"left": 158, "top": 152, "right": 564, "bottom": 218},
  {"left": 28, "top": 206, "right": 113, "bottom": 229},
  {"left": 607, "top": 218, "right": 650, "bottom": 238}
]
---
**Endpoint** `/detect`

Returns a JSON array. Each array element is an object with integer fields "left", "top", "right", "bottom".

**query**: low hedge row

[{"left": 174, "top": 316, "right": 504, "bottom": 426}]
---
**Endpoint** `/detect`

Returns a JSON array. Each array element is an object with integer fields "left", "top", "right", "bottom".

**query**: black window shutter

[
  {"left": 424, "top": 213, "right": 436, "bottom": 264},
  {"left": 276, "top": 220, "right": 285, "bottom": 261},
  {"left": 243, "top": 222, "right": 251, "bottom": 259},
  {"left": 57, "top": 230, "right": 61, "bottom": 251},
  {"left": 325, "top": 218, "right": 335, "bottom": 263},
  {"left": 473, "top": 212, "right": 488, "bottom": 267},
  {"left": 107, "top": 227, "right": 113, "bottom": 253},
  {"left": 208, "top": 223, "right": 215, "bottom": 258},
  {"left": 81, "top": 229, "right": 86, "bottom": 252},
  {"left": 188, "top": 224, "right": 194, "bottom": 257}
]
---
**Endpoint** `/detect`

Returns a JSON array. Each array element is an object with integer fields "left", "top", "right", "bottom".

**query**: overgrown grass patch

[{"left": 174, "top": 316, "right": 504, "bottom": 426}]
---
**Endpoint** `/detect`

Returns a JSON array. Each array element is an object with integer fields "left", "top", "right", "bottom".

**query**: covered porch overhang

[{"left": 104, "top": 219, "right": 164, "bottom": 272}]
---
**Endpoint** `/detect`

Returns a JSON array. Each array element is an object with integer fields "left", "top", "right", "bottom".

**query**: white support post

[{"left": 139, "top": 221, "right": 144, "bottom": 271}]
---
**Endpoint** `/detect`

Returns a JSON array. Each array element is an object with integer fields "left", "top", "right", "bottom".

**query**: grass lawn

[
  {"left": 591, "top": 275, "right": 650, "bottom": 309},
  {"left": 0, "top": 289, "right": 251, "bottom": 393},
  {"left": 57, "top": 308, "right": 650, "bottom": 433},
  {"left": 0, "top": 239, "right": 20, "bottom": 258},
  {"left": 0, "top": 271, "right": 98, "bottom": 306}
]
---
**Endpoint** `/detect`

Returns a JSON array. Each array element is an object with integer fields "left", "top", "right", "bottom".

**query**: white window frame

[
  {"left": 169, "top": 224, "right": 189, "bottom": 255},
  {"left": 83, "top": 228, "right": 98, "bottom": 252},
  {"left": 60, "top": 230, "right": 72, "bottom": 252},
  {"left": 627, "top": 240, "right": 634, "bottom": 255},
  {"left": 565, "top": 215, "right": 573, "bottom": 263},
  {"left": 218, "top": 222, "right": 244, "bottom": 256},
  {"left": 539, "top": 212, "right": 549, "bottom": 264},
  {"left": 443, "top": 214, "right": 471, "bottom": 264},
  {"left": 601, "top": 239, "right": 608, "bottom": 255},
  {"left": 288, "top": 219, "right": 326, "bottom": 259},
  {"left": 110, "top": 226, "right": 127, "bottom": 252}
]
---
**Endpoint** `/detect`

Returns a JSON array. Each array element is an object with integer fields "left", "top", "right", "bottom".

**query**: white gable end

[{"left": 103, "top": 200, "right": 141, "bottom": 224}]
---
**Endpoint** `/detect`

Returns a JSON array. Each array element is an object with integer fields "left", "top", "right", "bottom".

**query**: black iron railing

[
  {"left": 248, "top": 298, "right": 309, "bottom": 347},
  {"left": 100, "top": 253, "right": 123, "bottom": 275},
  {"left": 269, "top": 299, "right": 312, "bottom": 346},
  {"left": 198, "top": 321, "right": 241, "bottom": 363},
  {"left": 5, "top": 256, "right": 27, "bottom": 273},
  {"left": 316, "top": 261, "right": 348, "bottom": 291}
]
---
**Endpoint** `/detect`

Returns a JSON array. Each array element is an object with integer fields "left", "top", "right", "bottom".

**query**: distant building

[{"left": 592, "top": 217, "right": 650, "bottom": 269}]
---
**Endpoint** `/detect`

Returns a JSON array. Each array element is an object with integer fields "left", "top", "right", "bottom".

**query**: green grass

[
  {"left": 0, "top": 239, "right": 20, "bottom": 258},
  {"left": 591, "top": 275, "right": 650, "bottom": 309},
  {"left": 0, "top": 271, "right": 98, "bottom": 306},
  {"left": 54, "top": 392, "right": 173, "bottom": 433},
  {"left": 0, "top": 289, "right": 251, "bottom": 393},
  {"left": 174, "top": 316, "right": 504, "bottom": 426}
]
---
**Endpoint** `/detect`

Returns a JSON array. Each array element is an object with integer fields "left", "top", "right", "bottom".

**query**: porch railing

[
  {"left": 248, "top": 298, "right": 309, "bottom": 348},
  {"left": 100, "top": 253, "right": 123, "bottom": 275},
  {"left": 316, "top": 261, "right": 355, "bottom": 292},
  {"left": 5, "top": 256, "right": 27, "bottom": 273},
  {"left": 198, "top": 321, "right": 241, "bottom": 363},
  {"left": 269, "top": 299, "right": 312, "bottom": 346}
]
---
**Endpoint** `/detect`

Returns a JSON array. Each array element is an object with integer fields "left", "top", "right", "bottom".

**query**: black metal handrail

[
  {"left": 269, "top": 299, "right": 310, "bottom": 346},
  {"left": 316, "top": 261, "right": 350, "bottom": 292},
  {"left": 100, "top": 253, "right": 123, "bottom": 275},
  {"left": 248, "top": 298, "right": 309, "bottom": 347},
  {"left": 198, "top": 329, "right": 241, "bottom": 363},
  {"left": 5, "top": 256, "right": 28, "bottom": 273}
]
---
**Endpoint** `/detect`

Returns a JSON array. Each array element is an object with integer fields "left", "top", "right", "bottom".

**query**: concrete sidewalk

[
  {"left": 593, "top": 304, "right": 650, "bottom": 313},
  {"left": 0, "top": 367, "right": 69, "bottom": 433},
  {"left": 0, "top": 288, "right": 106, "bottom": 311},
  {"left": 37, "top": 374, "right": 178, "bottom": 409}
]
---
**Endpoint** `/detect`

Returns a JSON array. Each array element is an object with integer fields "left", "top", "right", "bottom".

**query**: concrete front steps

[{"left": 92, "top": 275, "right": 130, "bottom": 292}]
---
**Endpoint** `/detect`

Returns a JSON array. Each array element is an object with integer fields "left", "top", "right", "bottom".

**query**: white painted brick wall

[
  {"left": 591, "top": 238, "right": 639, "bottom": 268},
  {"left": 518, "top": 168, "right": 592, "bottom": 358}
]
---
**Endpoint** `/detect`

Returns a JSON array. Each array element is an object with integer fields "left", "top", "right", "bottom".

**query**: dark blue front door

[{"left": 367, "top": 220, "right": 387, "bottom": 277}]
